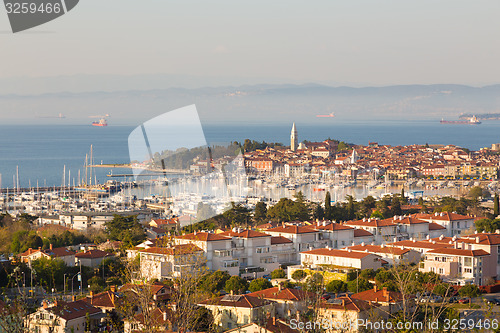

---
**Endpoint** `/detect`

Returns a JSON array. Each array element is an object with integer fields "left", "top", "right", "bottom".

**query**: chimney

[
  {"left": 38, "top": 247, "right": 41, "bottom": 251},
  {"left": 42, "top": 301, "right": 48, "bottom": 309},
  {"left": 476, "top": 237, "right": 480, "bottom": 243},
  {"left": 341, "top": 299, "right": 345, "bottom": 307},
  {"left": 373, "top": 285, "right": 378, "bottom": 293},
  {"left": 110, "top": 285, "right": 116, "bottom": 292},
  {"left": 382, "top": 287, "right": 388, "bottom": 298},
  {"left": 54, "top": 300, "right": 58, "bottom": 307},
  {"left": 89, "top": 290, "right": 94, "bottom": 304},
  {"left": 278, "top": 283, "right": 283, "bottom": 291},
  {"left": 230, "top": 290, "right": 234, "bottom": 296},
  {"left": 49, "top": 244, "right": 53, "bottom": 250},
  {"left": 163, "top": 310, "right": 167, "bottom": 322},
  {"left": 496, "top": 230, "right": 500, "bottom": 234}
]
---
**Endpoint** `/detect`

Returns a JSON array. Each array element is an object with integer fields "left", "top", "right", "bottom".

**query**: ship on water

[
  {"left": 316, "top": 113, "right": 335, "bottom": 118},
  {"left": 92, "top": 118, "right": 108, "bottom": 127},
  {"left": 440, "top": 115, "right": 481, "bottom": 125}
]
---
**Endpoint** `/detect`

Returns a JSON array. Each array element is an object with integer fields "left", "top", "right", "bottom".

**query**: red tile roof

[
  {"left": 427, "top": 248, "right": 490, "bottom": 257},
  {"left": 45, "top": 300, "right": 101, "bottom": 321},
  {"left": 198, "top": 294, "right": 273, "bottom": 308},
  {"left": 219, "top": 230, "right": 270, "bottom": 238},
  {"left": 75, "top": 249, "right": 114, "bottom": 259},
  {"left": 301, "top": 248, "right": 373, "bottom": 259},
  {"left": 319, "top": 296, "right": 379, "bottom": 312},
  {"left": 346, "top": 244, "right": 411, "bottom": 255},
  {"left": 387, "top": 240, "right": 453, "bottom": 250},
  {"left": 428, "top": 222, "right": 446, "bottom": 230},
  {"left": 271, "top": 236, "right": 293, "bottom": 245},
  {"left": 352, "top": 287, "right": 404, "bottom": 303},
  {"left": 248, "top": 287, "right": 314, "bottom": 301},
  {"left": 345, "top": 219, "right": 397, "bottom": 228},
  {"left": 267, "top": 225, "right": 318, "bottom": 234},
  {"left": 176, "top": 232, "right": 231, "bottom": 242},
  {"left": 354, "top": 229, "right": 374, "bottom": 237},
  {"left": 139, "top": 244, "right": 203, "bottom": 255},
  {"left": 316, "top": 223, "right": 354, "bottom": 231}
]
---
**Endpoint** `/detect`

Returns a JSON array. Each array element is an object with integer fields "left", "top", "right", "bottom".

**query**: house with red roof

[
  {"left": 265, "top": 225, "right": 325, "bottom": 263},
  {"left": 175, "top": 231, "right": 238, "bottom": 275},
  {"left": 414, "top": 212, "right": 476, "bottom": 237},
  {"left": 351, "top": 286, "right": 410, "bottom": 314},
  {"left": 19, "top": 244, "right": 76, "bottom": 267},
  {"left": 420, "top": 245, "right": 490, "bottom": 285},
  {"left": 300, "top": 248, "right": 382, "bottom": 271},
  {"left": 75, "top": 249, "right": 115, "bottom": 268},
  {"left": 316, "top": 296, "right": 384, "bottom": 331},
  {"left": 345, "top": 243, "right": 421, "bottom": 265},
  {"left": 138, "top": 244, "right": 205, "bottom": 280},
  {"left": 26, "top": 300, "right": 104, "bottom": 333},
  {"left": 198, "top": 294, "right": 275, "bottom": 331},
  {"left": 247, "top": 285, "right": 315, "bottom": 318}
]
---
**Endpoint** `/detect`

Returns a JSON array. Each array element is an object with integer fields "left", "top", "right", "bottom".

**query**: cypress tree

[
  {"left": 325, "top": 192, "right": 332, "bottom": 220},
  {"left": 494, "top": 193, "right": 499, "bottom": 217}
]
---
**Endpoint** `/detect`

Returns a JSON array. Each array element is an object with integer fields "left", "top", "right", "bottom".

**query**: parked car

[
  {"left": 447, "top": 296, "right": 459, "bottom": 303},
  {"left": 430, "top": 296, "right": 443, "bottom": 303},
  {"left": 486, "top": 298, "right": 500, "bottom": 305},
  {"left": 458, "top": 297, "right": 470, "bottom": 304}
]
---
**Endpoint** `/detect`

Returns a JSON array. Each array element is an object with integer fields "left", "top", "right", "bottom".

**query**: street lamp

[{"left": 71, "top": 272, "right": 80, "bottom": 299}]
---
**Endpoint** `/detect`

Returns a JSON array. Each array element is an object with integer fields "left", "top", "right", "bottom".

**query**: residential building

[
  {"left": 138, "top": 244, "right": 205, "bottom": 280},
  {"left": 75, "top": 249, "right": 115, "bottom": 268},
  {"left": 198, "top": 294, "right": 275, "bottom": 331},
  {"left": 19, "top": 244, "right": 75, "bottom": 267},
  {"left": 345, "top": 244, "right": 421, "bottom": 265},
  {"left": 247, "top": 285, "right": 314, "bottom": 318},
  {"left": 316, "top": 296, "right": 383, "bottom": 333},
  {"left": 300, "top": 248, "right": 382, "bottom": 270},
  {"left": 26, "top": 300, "right": 104, "bottom": 333}
]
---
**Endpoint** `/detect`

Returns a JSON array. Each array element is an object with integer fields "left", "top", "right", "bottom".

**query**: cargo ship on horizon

[
  {"left": 92, "top": 118, "right": 108, "bottom": 127},
  {"left": 440, "top": 115, "right": 481, "bottom": 125}
]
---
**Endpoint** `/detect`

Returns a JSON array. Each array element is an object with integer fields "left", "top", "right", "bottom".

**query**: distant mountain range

[{"left": 1, "top": 82, "right": 500, "bottom": 125}]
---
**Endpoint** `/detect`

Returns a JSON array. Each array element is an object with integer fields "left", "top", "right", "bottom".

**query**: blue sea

[{"left": 1, "top": 120, "right": 499, "bottom": 188}]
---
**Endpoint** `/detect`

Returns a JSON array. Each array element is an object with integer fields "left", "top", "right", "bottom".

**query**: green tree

[
  {"left": 291, "top": 270, "right": 307, "bottom": 281},
  {"left": 188, "top": 306, "right": 214, "bottom": 332},
  {"left": 494, "top": 193, "right": 499, "bottom": 217},
  {"left": 326, "top": 280, "right": 346, "bottom": 294},
  {"left": 266, "top": 196, "right": 309, "bottom": 222},
  {"left": 459, "top": 284, "right": 480, "bottom": 298},
  {"left": 254, "top": 202, "right": 268, "bottom": 223},
  {"left": 248, "top": 278, "right": 273, "bottom": 292},
  {"left": 391, "top": 196, "right": 402, "bottom": 216},
  {"left": 199, "top": 270, "right": 231, "bottom": 294},
  {"left": 225, "top": 276, "right": 249, "bottom": 294},
  {"left": 370, "top": 210, "right": 384, "bottom": 219},
  {"left": 223, "top": 202, "right": 251, "bottom": 227},
  {"left": 359, "top": 269, "right": 376, "bottom": 280},
  {"left": 31, "top": 257, "right": 67, "bottom": 290},
  {"left": 347, "top": 278, "right": 371, "bottom": 293},
  {"left": 104, "top": 215, "right": 145, "bottom": 246},
  {"left": 324, "top": 192, "right": 332, "bottom": 220},
  {"left": 469, "top": 186, "right": 483, "bottom": 200},
  {"left": 271, "top": 269, "right": 286, "bottom": 279},
  {"left": 305, "top": 273, "right": 324, "bottom": 294}
]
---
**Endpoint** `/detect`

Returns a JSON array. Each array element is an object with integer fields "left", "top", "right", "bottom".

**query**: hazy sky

[{"left": 1, "top": 0, "right": 500, "bottom": 87}]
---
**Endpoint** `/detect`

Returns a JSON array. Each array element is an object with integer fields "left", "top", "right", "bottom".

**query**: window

[
  {"left": 256, "top": 246, "right": 269, "bottom": 254},
  {"left": 438, "top": 268, "right": 444, "bottom": 274},
  {"left": 464, "top": 257, "right": 472, "bottom": 266}
]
